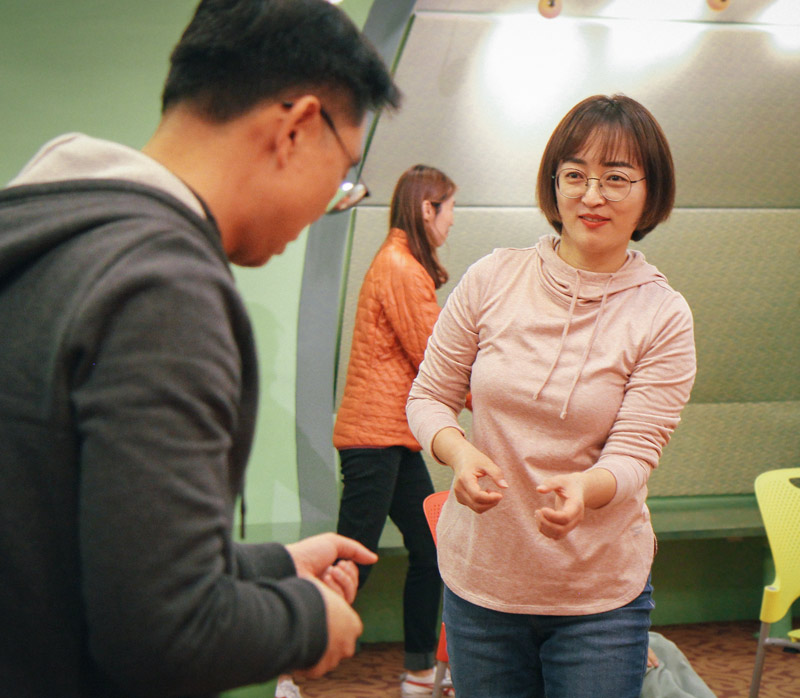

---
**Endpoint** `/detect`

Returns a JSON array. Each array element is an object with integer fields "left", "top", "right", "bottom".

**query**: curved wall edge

[{"left": 294, "top": 0, "right": 418, "bottom": 525}]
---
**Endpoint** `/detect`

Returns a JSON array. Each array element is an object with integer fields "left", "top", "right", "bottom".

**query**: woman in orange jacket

[{"left": 333, "top": 165, "right": 458, "bottom": 696}]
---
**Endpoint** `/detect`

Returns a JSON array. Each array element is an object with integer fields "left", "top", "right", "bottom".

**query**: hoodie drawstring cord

[
  {"left": 558, "top": 275, "right": 613, "bottom": 420},
  {"left": 532, "top": 270, "right": 582, "bottom": 401}
]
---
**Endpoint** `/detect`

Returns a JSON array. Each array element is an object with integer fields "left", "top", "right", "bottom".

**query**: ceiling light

[
  {"left": 538, "top": 0, "right": 562, "bottom": 19},
  {"left": 707, "top": 0, "right": 732, "bottom": 11}
]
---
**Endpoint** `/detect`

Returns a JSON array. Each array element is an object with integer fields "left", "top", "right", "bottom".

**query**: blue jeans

[
  {"left": 337, "top": 447, "right": 441, "bottom": 670},
  {"left": 443, "top": 580, "right": 653, "bottom": 698}
]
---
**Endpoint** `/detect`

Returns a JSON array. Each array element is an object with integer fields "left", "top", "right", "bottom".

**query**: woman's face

[
  {"left": 554, "top": 138, "right": 647, "bottom": 273},
  {"left": 425, "top": 194, "right": 455, "bottom": 248}
]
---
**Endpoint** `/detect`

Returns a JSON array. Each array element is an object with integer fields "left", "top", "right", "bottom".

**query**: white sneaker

[
  {"left": 400, "top": 668, "right": 454, "bottom": 696},
  {"left": 275, "top": 677, "right": 303, "bottom": 698}
]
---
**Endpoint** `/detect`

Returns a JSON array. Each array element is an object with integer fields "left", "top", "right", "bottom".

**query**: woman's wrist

[
  {"left": 580, "top": 468, "right": 617, "bottom": 509},
  {"left": 431, "top": 426, "right": 468, "bottom": 467}
]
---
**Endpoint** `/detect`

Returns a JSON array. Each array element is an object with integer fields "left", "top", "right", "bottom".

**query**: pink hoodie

[{"left": 407, "top": 234, "right": 696, "bottom": 615}]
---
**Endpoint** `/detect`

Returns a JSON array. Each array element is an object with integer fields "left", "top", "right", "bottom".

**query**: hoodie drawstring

[
  {"left": 559, "top": 276, "right": 613, "bottom": 420},
  {"left": 532, "top": 270, "right": 582, "bottom": 402},
  {"left": 532, "top": 268, "right": 613, "bottom": 420}
]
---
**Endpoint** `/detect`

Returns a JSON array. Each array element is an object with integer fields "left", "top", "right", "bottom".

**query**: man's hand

[
  {"left": 319, "top": 559, "right": 359, "bottom": 604},
  {"left": 285, "top": 533, "right": 377, "bottom": 677},
  {"left": 286, "top": 532, "right": 376, "bottom": 585},
  {"left": 295, "top": 577, "right": 364, "bottom": 678}
]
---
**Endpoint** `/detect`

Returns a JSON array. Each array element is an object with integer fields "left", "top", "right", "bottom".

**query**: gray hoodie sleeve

[
  {"left": 68, "top": 217, "right": 327, "bottom": 695},
  {"left": 235, "top": 541, "right": 297, "bottom": 580}
]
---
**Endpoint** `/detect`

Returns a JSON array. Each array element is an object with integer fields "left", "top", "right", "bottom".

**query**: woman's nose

[{"left": 581, "top": 178, "right": 606, "bottom": 205}]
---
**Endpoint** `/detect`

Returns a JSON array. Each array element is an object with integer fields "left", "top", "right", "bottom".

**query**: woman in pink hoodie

[{"left": 407, "top": 95, "right": 696, "bottom": 698}]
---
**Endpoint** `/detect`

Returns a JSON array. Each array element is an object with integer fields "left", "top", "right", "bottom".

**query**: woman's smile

[{"left": 578, "top": 213, "right": 611, "bottom": 229}]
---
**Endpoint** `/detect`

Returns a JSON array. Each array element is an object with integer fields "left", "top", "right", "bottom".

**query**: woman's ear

[{"left": 422, "top": 199, "right": 434, "bottom": 222}]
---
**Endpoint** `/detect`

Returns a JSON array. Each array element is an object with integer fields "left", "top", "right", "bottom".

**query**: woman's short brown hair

[
  {"left": 390, "top": 164, "right": 456, "bottom": 289},
  {"left": 536, "top": 94, "right": 675, "bottom": 242}
]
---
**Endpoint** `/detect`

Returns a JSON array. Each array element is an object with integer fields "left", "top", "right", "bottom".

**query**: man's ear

[{"left": 274, "top": 95, "right": 323, "bottom": 168}]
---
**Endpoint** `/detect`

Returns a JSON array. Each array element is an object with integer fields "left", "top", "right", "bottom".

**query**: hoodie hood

[
  {"left": 533, "top": 234, "right": 668, "bottom": 419},
  {"left": 7, "top": 133, "right": 204, "bottom": 217},
  {"left": 536, "top": 233, "right": 667, "bottom": 303},
  {"left": 0, "top": 134, "right": 220, "bottom": 284}
]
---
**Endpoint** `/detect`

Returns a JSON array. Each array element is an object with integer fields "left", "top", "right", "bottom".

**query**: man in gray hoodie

[{"left": 0, "top": 1, "right": 400, "bottom": 696}]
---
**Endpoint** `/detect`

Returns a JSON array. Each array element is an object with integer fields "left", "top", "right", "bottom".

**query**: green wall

[
  {"left": 1, "top": 0, "right": 374, "bottom": 532},
  {"left": 0, "top": 1, "right": 194, "bottom": 178},
  {"left": 1, "top": 5, "right": 370, "bottom": 694}
]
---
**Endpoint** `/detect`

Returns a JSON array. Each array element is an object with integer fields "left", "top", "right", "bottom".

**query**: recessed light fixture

[{"left": 538, "top": 0, "right": 562, "bottom": 19}]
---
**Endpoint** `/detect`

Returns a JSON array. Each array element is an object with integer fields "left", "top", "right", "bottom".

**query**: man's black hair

[{"left": 162, "top": 0, "right": 401, "bottom": 122}]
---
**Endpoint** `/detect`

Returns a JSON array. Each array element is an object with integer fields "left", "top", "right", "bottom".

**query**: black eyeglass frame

[{"left": 282, "top": 101, "right": 370, "bottom": 214}]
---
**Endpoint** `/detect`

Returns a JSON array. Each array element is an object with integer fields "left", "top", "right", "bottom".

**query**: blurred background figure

[{"left": 333, "top": 165, "right": 460, "bottom": 697}]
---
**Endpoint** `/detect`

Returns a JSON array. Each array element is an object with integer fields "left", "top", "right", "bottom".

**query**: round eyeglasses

[{"left": 554, "top": 169, "right": 645, "bottom": 202}]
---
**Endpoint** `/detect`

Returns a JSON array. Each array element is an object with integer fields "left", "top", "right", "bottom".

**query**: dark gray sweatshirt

[{"left": 0, "top": 135, "right": 326, "bottom": 697}]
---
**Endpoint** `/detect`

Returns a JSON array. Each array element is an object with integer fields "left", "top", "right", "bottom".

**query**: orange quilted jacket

[{"left": 333, "top": 228, "right": 440, "bottom": 451}]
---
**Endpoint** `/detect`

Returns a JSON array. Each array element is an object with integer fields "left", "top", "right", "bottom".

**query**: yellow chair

[{"left": 748, "top": 467, "right": 800, "bottom": 698}]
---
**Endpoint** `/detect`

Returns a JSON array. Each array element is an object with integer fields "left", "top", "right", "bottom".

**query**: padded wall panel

[
  {"left": 416, "top": 0, "right": 787, "bottom": 24},
  {"left": 335, "top": 205, "right": 553, "bottom": 403},
  {"left": 336, "top": 2, "right": 799, "bottom": 499},
  {"left": 338, "top": 206, "right": 798, "bottom": 496},
  {"left": 648, "top": 401, "right": 800, "bottom": 496},
  {"left": 341, "top": 208, "right": 799, "bottom": 404},
  {"left": 363, "top": 10, "right": 800, "bottom": 209},
  {"left": 635, "top": 209, "right": 799, "bottom": 405}
]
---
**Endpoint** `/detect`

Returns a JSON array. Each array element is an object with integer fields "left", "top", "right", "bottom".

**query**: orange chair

[{"left": 423, "top": 490, "right": 451, "bottom": 698}]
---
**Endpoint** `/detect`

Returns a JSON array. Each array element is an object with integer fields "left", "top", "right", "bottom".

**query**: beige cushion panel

[
  {"left": 635, "top": 210, "right": 799, "bottom": 405},
  {"left": 339, "top": 3, "right": 799, "bottom": 498},
  {"left": 362, "top": 11, "right": 800, "bottom": 209},
  {"left": 649, "top": 401, "right": 800, "bottom": 496},
  {"left": 339, "top": 206, "right": 798, "bottom": 496},
  {"left": 344, "top": 208, "right": 799, "bottom": 400}
]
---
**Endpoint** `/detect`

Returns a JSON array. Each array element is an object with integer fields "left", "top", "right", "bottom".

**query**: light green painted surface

[
  {"left": 354, "top": 554, "right": 410, "bottom": 643},
  {"left": 234, "top": 247, "right": 305, "bottom": 527},
  {"left": 0, "top": 0, "right": 197, "bottom": 182},
  {"left": 1, "top": 0, "right": 375, "bottom": 530},
  {"left": 222, "top": 680, "right": 277, "bottom": 698},
  {"left": 337, "top": 0, "right": 374, "bottom": 28}
]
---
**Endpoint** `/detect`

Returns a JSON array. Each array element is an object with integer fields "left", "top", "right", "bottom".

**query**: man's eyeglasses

[
  {"left": 554, "top": 169, "right": 646, "bottom": 202},
  {"left": 282, "top": 101, "right": 370, "bottom": 214}
]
